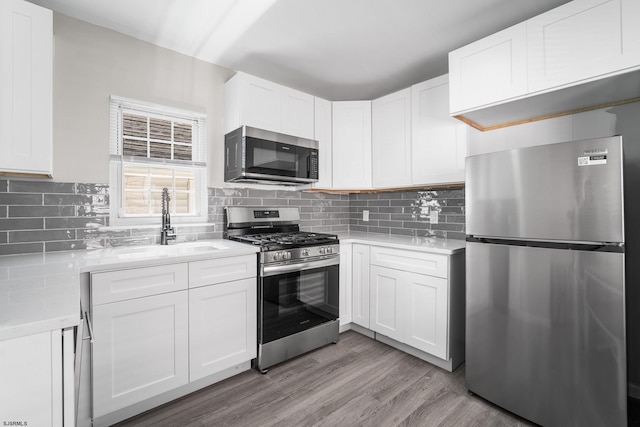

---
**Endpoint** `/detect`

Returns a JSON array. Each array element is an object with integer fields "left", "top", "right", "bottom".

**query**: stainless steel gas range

[{"left": 225, "top": 206, "right": 340, "bottom": 373}]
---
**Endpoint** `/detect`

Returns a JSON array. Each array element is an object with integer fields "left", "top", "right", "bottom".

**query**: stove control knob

[
  {"left": 301, "top": 249, "right": 309, "bottom": 257},
  {"left": 273, "top": 252, "right": 282, "bottom": 261},
  {"left": 326, "top": 247, "right": 333, "bottom": 254},
  {"left": 319, "top": 247, "right": 326, "bottom": 254},
  {"left": 283, "top": 251, "right": 291, "bottom": 260}
]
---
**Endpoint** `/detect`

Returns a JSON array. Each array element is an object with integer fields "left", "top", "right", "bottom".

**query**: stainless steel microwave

[{"left": 224, "top": 126, "right": 319, "bottom": 185}]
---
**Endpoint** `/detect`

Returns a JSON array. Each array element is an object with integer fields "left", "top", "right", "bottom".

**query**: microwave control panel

[{"left": 310, "top": 151, "right": 318, "bottom": 179}]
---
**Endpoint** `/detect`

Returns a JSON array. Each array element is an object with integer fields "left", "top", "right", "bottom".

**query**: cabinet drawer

[
  {"left": 92, "top": 263, "right": 188, "bottom": 305},
  {"left": 370, "top": 246, "right": 448, "bottom": 278},
  {"left": 189, "top": 255, "right": 256, "bottom": 288}
]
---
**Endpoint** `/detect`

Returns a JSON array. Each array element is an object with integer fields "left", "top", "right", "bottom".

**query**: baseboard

[
  {"left": 339, "top": 322, "right": 352, "bottom": 333},
  {"left": 347, "top": 323, "right": 375, "bottom": 339}
]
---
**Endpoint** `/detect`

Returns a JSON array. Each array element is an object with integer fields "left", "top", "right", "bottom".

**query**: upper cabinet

[
  {"left": 411, "top": 75, "right": 466, "bottom": 185},
  {"left": 332, "top": 101, "right": 372, "bottom": 189},
  {"left": 527, "top": 0, "right": 640, "bottom": 92},
  {"left": 223, "top": 71, "right": 464, "bottom": 190},
  {"left": 449, "top": 0, "right": 640, "bottom": 125},
  {"left": 224, "top": 72, "right": 314, "bottom": 139},
  {"left": 372, "top": 88, "right": 412, "bottom": 188},
  {"left": 0, "top": 0, "right": 53, "bottom": 177},
  {"left": 313, "top": 97, "right": 333, "bottom": 189},
  {"left": 448, "top": 22, "right": 528, "bottom": 114}
]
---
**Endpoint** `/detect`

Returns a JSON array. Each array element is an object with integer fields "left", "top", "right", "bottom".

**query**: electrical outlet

[
  {"left": 430, "top": 210, "right": 438, "bottom": 224},
  {"left": 363, "top": 210, "right": 370, "bottom": 221}
]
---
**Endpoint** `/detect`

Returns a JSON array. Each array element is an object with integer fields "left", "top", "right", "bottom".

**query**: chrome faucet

[{"left": 160, "top": 188, "right": 176, "bottom": 245}]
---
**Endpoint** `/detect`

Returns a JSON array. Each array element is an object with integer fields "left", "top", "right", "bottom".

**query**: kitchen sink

[{"left": 105, "top": 241, "right": 224, "bottom": 258}]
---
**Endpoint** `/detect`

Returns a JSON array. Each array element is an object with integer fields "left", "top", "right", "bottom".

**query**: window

[{"left": 109, "top": 96, "right": 207, "bottom": 226}]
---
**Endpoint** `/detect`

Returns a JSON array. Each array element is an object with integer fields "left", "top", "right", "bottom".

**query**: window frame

[{"left": 108, "top": 96, "right": 208, "bottom": 227}]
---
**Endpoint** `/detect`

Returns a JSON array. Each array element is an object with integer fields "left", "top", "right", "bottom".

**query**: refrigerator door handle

[{"left": 466, "top": 236, "right": 624, "bottom": 253}]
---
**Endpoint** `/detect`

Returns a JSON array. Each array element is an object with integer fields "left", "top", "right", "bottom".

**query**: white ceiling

[{"left": 29, "top": 0, "right": 570, "bottom": 100}]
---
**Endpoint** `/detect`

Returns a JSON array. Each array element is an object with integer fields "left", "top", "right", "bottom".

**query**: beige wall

[{"left": 51, "top": 13, "right": 235, "bottom": 185}]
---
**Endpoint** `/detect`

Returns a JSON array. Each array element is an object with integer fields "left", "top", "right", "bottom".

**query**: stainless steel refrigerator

[{"left": 465, "top": 136, "right": 627, "bottom": 427}]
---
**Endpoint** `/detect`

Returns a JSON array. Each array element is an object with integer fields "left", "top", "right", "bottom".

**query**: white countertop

[
  {"left": 0, "top": 240, "right": 259, "bottom": 341},
  {"left": 337, "top": 232, "right": 466, "bottom": 254}
]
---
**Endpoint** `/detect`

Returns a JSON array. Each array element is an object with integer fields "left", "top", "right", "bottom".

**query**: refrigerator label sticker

[
  {"left": 578, "top": 149, "right": 608, "bottom": 166},
  {"left": 584, "top": 148, "right": 608, "bottom": 155}
]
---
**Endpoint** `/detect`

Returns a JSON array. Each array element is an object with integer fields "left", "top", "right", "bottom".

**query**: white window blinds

[{"left": 109, "top": 96, "right": 208, "bottom": 224}]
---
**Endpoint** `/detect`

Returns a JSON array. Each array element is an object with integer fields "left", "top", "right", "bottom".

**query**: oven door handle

[{"left": 262, "top": 256, "right": 339, "bottom": 276}]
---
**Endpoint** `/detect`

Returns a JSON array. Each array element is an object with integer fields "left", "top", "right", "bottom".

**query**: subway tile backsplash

[
  {"left": 348, "top": 189, "right": 466, "bottom": 240},
  {"left": 0, "top": 179, "right": 465, "bottom": 255}
]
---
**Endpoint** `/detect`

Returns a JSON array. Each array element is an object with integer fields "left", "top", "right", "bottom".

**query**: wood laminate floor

[{"left": 115, "top": 331, "right": 534, "bottom": 427}]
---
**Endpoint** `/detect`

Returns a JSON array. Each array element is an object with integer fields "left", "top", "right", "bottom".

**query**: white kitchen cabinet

[
  {"left": 403, "top": 271, "right": 448, "bottom": 359},
  {"left": 225, "top": 72, "right": 314, "bottom": 139},
  {"left": 280, "top": 85, "right": 315, "bottom": 139},
  {"left": 448, "top": 22, "right": 528, "bottom": 114},
  {"left": 369, "top": 265, "right": 403, "bottom": 342},
  {"left": 339, "top": 243, "right": 353, "bottom": 328},
  {"left": 313, "top": 97, "right": 333, "bottom": 189},
  {"left": 371, "top": 262, "right": 448, "bottom": 359},
  {"left": 92, "top": 291, "right": 189, "bottom": 418},
  {"left": 332, "top": 101, "right": 372, "bottom": 189},
  {"left": 527, "top": 0, "right": 640, "bottom": 93},
  {"left": 411, "top": 75, "right": 466, "bottom": 185},
  {"left": 91, "top": 263, "right": 189, "bottom": 304},
  {"left": 0, "top": 0, "right": 52, "bottom": 176},
  {"left": 351, "top": 244, "right": 370, "bottom": 328},
  {"left": 0, "top": 330, "right": 61, "bottom": 426},
  {"left": 188, "top": 255, "right": 256, "bottom": 289},
  {"left": 84, "top": 254, "right": 258, "bottom": 426},
  {"left": 370, "top": 247, "right": 450, "bottom": 360},
  {"left": 189, "top": 278, "right": 257, "bottom": 381},
  {"left": 448, "top": 0, "right": 640, "bottom": 122},
  {"left": 343, "top": 243, "right": 464, "bottom": 371},
  {"left": 372, "top": 88, "right": 412, "bottom": 188}
]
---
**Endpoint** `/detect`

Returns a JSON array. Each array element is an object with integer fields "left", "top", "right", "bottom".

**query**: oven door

[{"left": 260, "top": 257, "right": 339, "bottom": 344}]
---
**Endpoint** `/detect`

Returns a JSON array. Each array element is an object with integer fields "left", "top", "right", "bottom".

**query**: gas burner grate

[{"left": 229, "top": 231, "right": 338, "bottom": 248}]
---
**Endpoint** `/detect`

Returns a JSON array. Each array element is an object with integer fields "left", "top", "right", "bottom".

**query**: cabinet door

[
  {"left": 189, "top": 278, "right": 257, "bottom": 381},
  {"left": 0, "top": 0, "right": 52, "bottom": 175},
  {"left": 240, "top": 73, "right": 280, "bottom": 133},
  {"left": 92, "top": 291, "right": 189, "bottom": 418},
  {"left": 351, "top": 244, "right": 370, "bottom": 328},
  {"left": 225, "top": 72, "right": 315, "bottom": 139},
  {"left": 332, "top": 101, "right": 372, "bottom": 189},
  {"left": 411, "top": 75, "right": 466, "bottom": 185},
  {"left": 369, "top": 265, "right": 403, "bottom": 342},
  {"left": 313, "top": 97, "right": 333, "bottom": 189},
  {"left": 449, "top": 22, "right": 528, "bottom": 114},
  {"left": 280, "top": 86, "right": 314, "bottom": 139},
  {"left": 403, "top": 271, "right": 449, "bottom": 360},
  {"left": 372, "top": 88, "right": 412, "bottom": 188},
  {"left": 0, "top": 330, "right": 60, "bottom": 426},
  {"left": 528, "top": 0, "right": 640, "bottom": 93},
  {"left": 339, "top": 243, "right": 353, "bottom": 327}
]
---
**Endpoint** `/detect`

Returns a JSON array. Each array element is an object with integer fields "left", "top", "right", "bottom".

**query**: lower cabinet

[
  {"left": 338, "top": 243, "right": 353, "bottom": 328},
  {"left": 189, "top": 278, "right": 256, "bottom": 381},
  {"left": 0, "top": 328, "right": 75, "bottom": 426},
  {"left": 401, "top": 270, "right": 448, "bottom": 360},
  {"left": 349, "top": 243, "right": 464, "bottom": 371},
  {"left": 351, "top": 244, "right": 370, "bottom": 328},
  {"left": 92, "top": 291, "right": 190, "bottom": 418},
  {"left": 370, "top": 265, "right": 403, "bottom": 342},
  {"left": 88, "top": 254, "right": 257, "bottom": 424}
]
